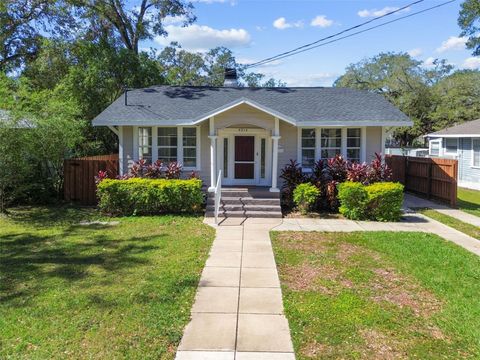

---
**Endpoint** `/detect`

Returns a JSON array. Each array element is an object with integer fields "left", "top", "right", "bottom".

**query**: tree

[
  {"left": 431, "top": 70, "right": 480, "bottom": 129},
  {"left": 458, "top": 0, "right": 480, "bottom": 56},
  {"left": 334, "top": 52, "right": 453, "bottom": 145},
  {"left": 0, "top": 0, "right": 75, "bottom": 71},
  {"left": 71, "top": 0, "right": 195, "bottom": 54}
]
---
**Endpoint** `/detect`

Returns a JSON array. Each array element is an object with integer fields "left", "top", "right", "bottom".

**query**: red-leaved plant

[
  {"left": 164, "top": 162, "right": 182, "bottom": 179},
  {"left": 95, "top": 170, "right": 108, "bottom": 184}
]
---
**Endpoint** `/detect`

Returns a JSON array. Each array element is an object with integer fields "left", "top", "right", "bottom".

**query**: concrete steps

[{"left": 205, "top": 187, "right": 282, "bottom": 219}]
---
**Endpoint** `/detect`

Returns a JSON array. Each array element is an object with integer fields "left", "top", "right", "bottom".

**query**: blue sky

[{"left": 141, "top": 0, "right": 479, "bottom": 86}]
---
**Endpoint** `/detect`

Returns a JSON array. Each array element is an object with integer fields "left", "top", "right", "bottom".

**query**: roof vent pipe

[
  {"left": 223, "top": 68, "right": 238, "bottom": 87},
  {"left": 124, "top": 86, "right": 128, "bottom": 106}
]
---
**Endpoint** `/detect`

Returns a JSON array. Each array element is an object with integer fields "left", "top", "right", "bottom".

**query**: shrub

[
  {"left": 365, "top": 182, "right": 404, "bottom": 222},
  {"left": 293, "top": 183, "right": 320, "bottom": 214},
  {"left": 97, "top": 178, "right": 204, "bottom": 216},
  {"left": 280, "top": 160, "right": 306, "bottom": 208},
  {"left": 337, "top": 182, "right": 368, "bottom": 220}
]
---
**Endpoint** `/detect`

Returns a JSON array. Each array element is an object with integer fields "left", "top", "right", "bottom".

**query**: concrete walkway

[
  {"left": 176, "top": 218, "right": 294, "bottom": 360},
  {"left": 272, "top": 213, "right": 480, "bottom": 257},
  {"left": 176, "top": 209, "right": 480, "bottom": 360},
  {"left": 404, "top": 193, "right": 480, "bottom": 228}
]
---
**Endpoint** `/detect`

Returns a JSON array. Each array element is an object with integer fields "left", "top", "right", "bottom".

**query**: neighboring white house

[
  {"left": 92, "top": 70, "right": 412, "bottom": 192},
  {"left": 426, "top": 119, "right": 480, "bottom": 190}
]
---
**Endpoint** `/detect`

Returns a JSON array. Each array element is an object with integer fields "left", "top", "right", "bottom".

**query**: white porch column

[
  {"left": 270, "top": 117, "right": 281, "bottom": 193},
  {"left": 208, "top": 117, "right": 217, "bottom": 192},
  {"left": 380, "top": 126, "right": 386, "bottom": 163},
  {"left": 118, "top": 126, "right": 124, "bottom": 175}
]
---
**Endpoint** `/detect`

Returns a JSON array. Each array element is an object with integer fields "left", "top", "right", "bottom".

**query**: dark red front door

[{"left": 235, "top": 136, "right": 255, "bottom": 179}]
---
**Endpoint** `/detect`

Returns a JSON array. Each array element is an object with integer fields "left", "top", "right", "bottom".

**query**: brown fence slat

[
  {"left": 385, "top": 155, "right": 458, "bottom": 207},
  {"left": 64, "top": 154, "right": 119, "bottom": 205}
]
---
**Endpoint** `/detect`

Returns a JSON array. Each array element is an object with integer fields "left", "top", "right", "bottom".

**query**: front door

[{"left": 235, "top": 136, "right": 255, "bottom": 179}]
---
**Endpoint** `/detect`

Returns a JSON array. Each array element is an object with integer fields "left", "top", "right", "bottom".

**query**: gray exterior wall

[
  {"left": 458, "top": 138, "right": 480, "bottom": 189},
  {"left": 117, "top": 117, "right": 384, "bottom": 186}
]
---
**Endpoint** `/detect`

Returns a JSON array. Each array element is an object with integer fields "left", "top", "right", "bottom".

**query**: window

[
  {"left": 445, "top": 138, "right": 458, "bottom": 154},
  {"left": 430, "top": 140, "right": 440, "bottom": 157},
  {"left": 260, "top": 138, "right": 266, "bottom": 178},
  {"left": 346, "top": 128, "right": 361, "bottom": 162},
  {"left": 182, "top": 127, "right": 197, "bottom": 167},
  {"left": 158, "top": 127, "right": 177, "bottom": 163},
  {"left": 321, "top": 128, "right": 341, "bottom": 159},
  {"left": 223, "top": 138, "right": 228, "bottom": 178},
  {"left": 301, "top": 128, "right": 316, "bottom": 169},
  {"left": 138, "top": 127, "right": 152, "bottom": 163},
  {"left": 473, "top": 139, "right": 480, "bottom": 167}
]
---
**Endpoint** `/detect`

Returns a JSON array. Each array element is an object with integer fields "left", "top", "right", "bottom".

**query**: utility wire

[{"left": 245, "top": 0, "right": 456, "bottom": 69}]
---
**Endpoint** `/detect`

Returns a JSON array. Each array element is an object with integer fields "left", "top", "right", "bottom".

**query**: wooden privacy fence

[
  {"left": 64, "top": 154, "right": 119, "bottom": 205},
  {"left": 385, "top": 155, "right": 458, "bottom": 207}
]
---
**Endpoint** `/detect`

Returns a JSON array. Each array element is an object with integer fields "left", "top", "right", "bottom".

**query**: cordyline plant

[
  {"left": 95, "top": 160, "right": 187, "bottom": 184},
  {"left": 280, "top": 153, "right": 392, "bottom": 212}
]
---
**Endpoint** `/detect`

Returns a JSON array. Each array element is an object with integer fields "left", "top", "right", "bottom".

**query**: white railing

[{"left": 214, "top": 170, "right": 222, "bottom": 224}]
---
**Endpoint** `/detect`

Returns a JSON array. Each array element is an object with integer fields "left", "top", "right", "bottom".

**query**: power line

[{"left": 245, "top": 0, "right": 456, "bottom": 69}]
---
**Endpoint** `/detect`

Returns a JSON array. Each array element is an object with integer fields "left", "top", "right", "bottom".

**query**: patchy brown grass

[{"left": 271, "top": 231, "right": 470, "bottom": 359}]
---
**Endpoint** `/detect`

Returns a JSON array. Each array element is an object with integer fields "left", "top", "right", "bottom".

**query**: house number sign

[{"left": 237, "top": 128, "right": 248, "bottom": 132}]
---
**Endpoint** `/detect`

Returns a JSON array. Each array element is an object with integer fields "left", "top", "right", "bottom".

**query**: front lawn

[
  {"left": 0, "top": 207, "right": 215, "bottom": 359},
  {"left": 458, "top": 187, "right": 480, "bottom": 217},
  {"left": 272, "top": 231, "right": 480, "bottom": 359}
]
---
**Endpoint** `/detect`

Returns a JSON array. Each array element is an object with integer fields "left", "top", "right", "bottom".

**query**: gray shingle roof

[
  {"left": 92, "top": 86, "right": 412, "bottom": 126},
  {"left": 428, "top": 119, "right": 480, "bottom": 137}
]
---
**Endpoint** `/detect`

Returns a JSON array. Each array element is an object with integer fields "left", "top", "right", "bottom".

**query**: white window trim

[
  {"left": 444, "top": 137, "right": 459, "bottom": 156},
  {"left": 298, "top": 128, "right": 316, "bottom": 171},
  {"left": 346, "top": 127, "right": 362, "bottom": 162},
  {"left": 297, "top": 127, "right": 365, "bottom": 170},
  {"left": 134, "top": 126, "right": 201, "bottom": 171},
  {"left": 472, "top": 138, "right": 480, "bottom": 169},
  {"left": 429, "top": 138, "right": 442, "bottom": 157}
]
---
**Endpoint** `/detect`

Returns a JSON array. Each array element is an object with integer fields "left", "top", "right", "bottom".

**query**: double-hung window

[
  {"left": 445, "top": 138, "right": 458, "bottom": 155},
  {"left": 473, "top": 139, "right": 480, "bottom": 167},
  {"left": 430, "top": 140, "right": 440, "bottom": 157},
  {"left": 321, "top": 129, "right": 342, "bottom": 160},
  {"left": 301, "top": 128, "right": 316, "bottom": 169},
  {"left": 182, "top": 127, "right": 197, "bottom": 168},
  {"left": 158, "top": 127, "right": 178, "bottom": 163},
  {"left": 138, "top": 127, "right": 152, "bottom": 163},
  {"left": 346, "top": 128, "right": 361, "bottom": 162}
]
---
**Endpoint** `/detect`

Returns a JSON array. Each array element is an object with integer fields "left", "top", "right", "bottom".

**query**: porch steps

[{"left": 205, "top": 187, "right": 282, "bottom": 219}]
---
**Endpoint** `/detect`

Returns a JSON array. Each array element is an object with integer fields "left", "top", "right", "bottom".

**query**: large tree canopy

[
  {"left": 458, "top": 0, "right": 480, "bottom": 56},
  {"left": 334, "top": 52, "right": 480, "bottom": 146}
]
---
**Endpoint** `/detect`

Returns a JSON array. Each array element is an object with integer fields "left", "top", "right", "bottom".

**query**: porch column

[
  {"left": 270, "top": 117, "right": 281, "bottom": 193},
  {"left": 208, "top": 117, "right": 217, "bottom": 192},
  {"left": 270, "top": 136, "right": 281, "bottom": 192}
]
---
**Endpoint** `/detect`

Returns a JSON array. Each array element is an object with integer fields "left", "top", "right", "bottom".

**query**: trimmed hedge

[
  {"left": 337, "top": 182, "right": 368, "bottom": 220},
  {"left": 97, "top": 178, "right": 204, "bottom": 216},
  {"left": 337, "top": 181, "right": 404, "bottom": 222},
  {"left": 293, "top": 183, "right": 320, "bottom": 214}
]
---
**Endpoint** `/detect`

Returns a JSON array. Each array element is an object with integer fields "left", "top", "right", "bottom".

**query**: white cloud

[
  {"left": 155, "top": 24, "right": 251, "bottom": 52},
  {"left": 407, "top": 48, "right": 422, "bottom": 57},
  {"left": 310, "top": 15, "right": 334, "bottom": 28},
  {"left": 273, "top": 17, "right": 303, "bottom": 30},
  {"left": 237, "top": 58, "right": 282, "bottom": 68},
  {"left": 463, "top": 57, "right": 480, "bottom": 69},
  {"left": 436, "top": 36, "right": 467, "bottom": 53},
  {"left": 163, "top": 15, "right": 188, "bottom": 25},
  {"left": 423, "top": 57, "right": 436, "bottom": 68},
  {"left": 357, "top": 6, "right": 410, "bottom": 18},
  {"left": 283, "top": 73, "right": 338, "bottom": 87}
]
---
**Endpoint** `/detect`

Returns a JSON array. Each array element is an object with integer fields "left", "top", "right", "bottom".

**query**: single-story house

[
  {"left": 92, "top": 70, "right": 412, "bottom": 192},
  {"left": 426, "top": 119, "right": 480, "bottom": 190}
]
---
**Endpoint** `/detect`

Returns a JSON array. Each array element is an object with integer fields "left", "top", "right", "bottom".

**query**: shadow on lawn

[
  {"left": 0, "top": 224, "right": 162, "bottom": 306},
  {"left": 5, "top": 205, "right": 101, "bottom": 227}
]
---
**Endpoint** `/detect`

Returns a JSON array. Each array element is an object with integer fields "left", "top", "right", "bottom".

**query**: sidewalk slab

[
  {"left": 192, "top": 287, "right": 239, "bottom": 314},
  {"left": 176, "top": 351, "right": 234, "bottom": 360},
  {"left": 239, "top": 288, "right": 284, "bottom": 314}
]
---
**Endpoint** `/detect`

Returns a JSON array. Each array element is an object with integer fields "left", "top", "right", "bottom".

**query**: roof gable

[
  {"left": 92, "top": 86, "right": 412, "bottom": 127},
  {"left": 428, "top": 119, "right": 480, "bottom": 137}
]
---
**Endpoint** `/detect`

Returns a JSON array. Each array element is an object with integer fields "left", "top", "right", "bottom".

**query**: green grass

[
  {"left": 271, "top": 231, "right": 480, "bottom": 359},
  {"left": 458, "top": 187, "right": 480, "bottom": 218},
  {"left": 0, "top": 206, "right": 215, "bottom": 359},
  {"left": 418, "top": 208, "right": 480, "bottom": 240}
]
